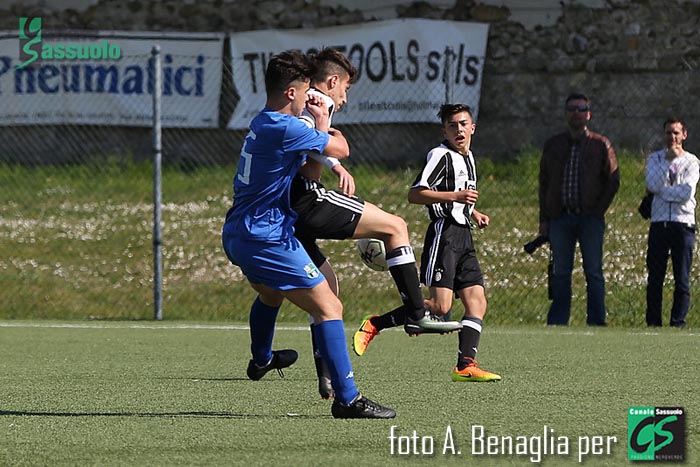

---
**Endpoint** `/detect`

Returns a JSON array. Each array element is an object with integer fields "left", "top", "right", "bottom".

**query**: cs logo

[
  {"left": 18, "top": 17, "right": 42, "bottom": 69},
  {"left": 628, "top": 407, "right": 685, "bottom": 462}
]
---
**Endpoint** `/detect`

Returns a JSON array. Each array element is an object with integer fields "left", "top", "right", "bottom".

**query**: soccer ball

[{"left": 356, "top": 238, "right": 388, "bottom": 272}]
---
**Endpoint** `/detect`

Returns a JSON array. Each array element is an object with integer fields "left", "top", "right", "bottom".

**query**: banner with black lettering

[
  {"left": 227, "top": 18, "right": 488, "bottom": 128},
  {"left": 0, "top": 30, "right": 223, "bottom": 127}
]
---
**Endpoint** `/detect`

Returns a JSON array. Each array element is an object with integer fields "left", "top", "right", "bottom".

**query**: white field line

[{"left": 0, "top": 321, "right": 698, "bottom": 337}]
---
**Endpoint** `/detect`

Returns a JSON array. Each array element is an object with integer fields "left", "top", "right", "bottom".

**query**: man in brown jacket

[{"left": 539, "top": 93, "right": 619, "bottom": 325}]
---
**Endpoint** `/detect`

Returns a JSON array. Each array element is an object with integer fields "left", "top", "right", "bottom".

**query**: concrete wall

[{"left": 1, "top": 0, "right": 699, "bottom": 160}]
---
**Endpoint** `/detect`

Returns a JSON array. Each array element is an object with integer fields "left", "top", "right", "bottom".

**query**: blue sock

[
  {"left": 315, "top": 320, "right": 360, "bottom": 405},
  {"left": 249, "top": 297, "right": 279, "bottom": 367}
]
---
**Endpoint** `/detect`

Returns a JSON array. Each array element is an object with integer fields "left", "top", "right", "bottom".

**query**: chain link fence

[{"left": 1, "top": 51, "right": 699, "bottom": 327}]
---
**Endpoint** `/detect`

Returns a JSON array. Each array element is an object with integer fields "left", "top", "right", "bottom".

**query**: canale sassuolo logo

[{"left": 17, "top": 17, "right": 121, "bottom": 69}]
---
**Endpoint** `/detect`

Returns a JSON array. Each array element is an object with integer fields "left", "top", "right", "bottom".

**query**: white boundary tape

[{"left": 0, "top": 321, "right": 697, "bottom": 336}]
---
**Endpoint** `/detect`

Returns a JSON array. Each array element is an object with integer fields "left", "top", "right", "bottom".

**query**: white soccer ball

[{"left": 356, "top": 238, "right": 388, "bottom": 272}]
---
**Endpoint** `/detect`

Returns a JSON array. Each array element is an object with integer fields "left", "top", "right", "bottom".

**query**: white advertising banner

[
  {"left": 0, "top": 31, "right": 223, "bottom": 127},
  {"left": 227, "top": 18, "right": 489, "bottom": 129}
]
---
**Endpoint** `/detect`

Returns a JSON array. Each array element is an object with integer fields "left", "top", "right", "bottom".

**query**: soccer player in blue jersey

[{"left": 221, "top": 50, "right": 395, "bottom": 418}]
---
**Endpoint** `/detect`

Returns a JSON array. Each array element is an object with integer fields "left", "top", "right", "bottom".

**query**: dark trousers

[
  {"left": 646, "top": 222, "right": 696, "bottom": 327},
  {"left": 547, "top": 213, "right": 606, "bottom": 325}
]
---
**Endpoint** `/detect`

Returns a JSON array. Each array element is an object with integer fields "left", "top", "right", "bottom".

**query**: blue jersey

[{"left": 224, "top": 108, "right": 330, "bottom": 241}]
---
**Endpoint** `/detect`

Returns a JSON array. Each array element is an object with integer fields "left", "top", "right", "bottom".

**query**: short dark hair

[
  {"left": 437, "top": 104, "right": 473, "bottom": 124},
  {"left": 264, "top": 50, "right": 316, "bottom": 94},
  {"left": 565, "top": 93, "right": 589, "bottom": 105},
  {"left": 311, "top": 47, "right": 358, "bottom": 84},
  {"left": 664, "top": 116, "right": 687, "bottom": 132}
]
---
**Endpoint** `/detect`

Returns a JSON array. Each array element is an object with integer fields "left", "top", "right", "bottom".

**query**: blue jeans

[
  {"left": 646, "top": 222, "right": 695, "bottom": 328},
  {"left": 547, "top": 213, "right": 607, "bottom": 325}
]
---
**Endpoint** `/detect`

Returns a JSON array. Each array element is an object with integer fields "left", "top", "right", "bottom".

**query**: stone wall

[{"left": 1, "top": 0, "right": 699, "bottom": 158}]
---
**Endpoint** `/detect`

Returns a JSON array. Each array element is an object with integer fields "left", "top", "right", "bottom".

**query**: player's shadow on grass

[
  {"left": 0, "top": 410, "right": 326, "bottom": 419},
  {"left": 155, "top": 376, "right": 250, "bottom": 382}
]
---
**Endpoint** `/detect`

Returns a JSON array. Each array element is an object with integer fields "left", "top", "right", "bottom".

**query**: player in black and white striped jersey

[
  {"left": 290, "top": 49, "right": 462, "bottom": 400},
  {"left": 352, "top": 104, "right": 501, "bottom": 382}
]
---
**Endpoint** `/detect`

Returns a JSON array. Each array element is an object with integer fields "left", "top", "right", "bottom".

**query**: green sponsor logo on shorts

[{"left": 304, "top": 263, "right": 319, "bottom": 279}]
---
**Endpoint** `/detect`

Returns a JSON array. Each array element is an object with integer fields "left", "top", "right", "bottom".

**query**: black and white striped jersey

[
  {"left": 298, "top": 87, "right": 335, "bottom": 128},
  {"left": 411, "top": 140, "right": 477, "bottom": 226}
]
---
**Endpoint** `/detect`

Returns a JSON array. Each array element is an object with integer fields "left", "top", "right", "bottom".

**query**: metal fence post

[
  {"left": 152, "top": 45, "right": 163, "bottom": 320},
  {"left": 444, "top": 46, "right": 453, "bottom": 104}
]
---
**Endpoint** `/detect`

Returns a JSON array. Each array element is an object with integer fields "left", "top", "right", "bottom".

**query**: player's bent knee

[
  {"left": 380, "top": 214, "right": 409, "bottom": 244},
  {"left": 316, "top": 298, "right": 344, "bottom": 322},
  {"left": 317, "top": 309, "right": 343, "bottom": 322},
  {"left": 390, "top": 214, "right": 408, "bottom": 233}
]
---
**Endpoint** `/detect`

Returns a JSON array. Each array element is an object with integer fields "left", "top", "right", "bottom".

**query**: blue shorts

[{"left": 222, "top": 233, "right": 325, "bottom": 290}]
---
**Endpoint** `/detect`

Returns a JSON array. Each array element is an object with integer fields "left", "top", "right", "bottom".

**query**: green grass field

[{"left": 1, "top": 321, "right": 697, "bottom": 466}]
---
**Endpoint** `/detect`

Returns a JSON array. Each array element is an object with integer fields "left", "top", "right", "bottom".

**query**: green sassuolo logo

[
  {"left": 18, "top": 17, "right": 42, "bottom": 68},
  {"left": 17, "top": 17, "right": 121, "bottom": 69}
]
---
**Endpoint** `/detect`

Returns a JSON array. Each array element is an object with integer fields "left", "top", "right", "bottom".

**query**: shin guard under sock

[
  {"left": 371, "top": 305, "right": 406, "bottom": 331},
  {"left": 249, "top": 297, "right": 279, "bottom": 367},
  {"left": 315, "top": 320, "right": 360, "bottom": 404},
  {"left": 457, "top": 316, "right": 483, "bottom": 369},
  {"left": 386, "top": 246, "right": 424, "bottom": 321},
  {"left": 310, "top": 323, "right": 326, "bottom": 378}
]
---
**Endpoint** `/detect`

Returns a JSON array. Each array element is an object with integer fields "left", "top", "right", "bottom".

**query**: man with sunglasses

[{"left": 538, "top": 93, "right": 619, "bottom": 326}]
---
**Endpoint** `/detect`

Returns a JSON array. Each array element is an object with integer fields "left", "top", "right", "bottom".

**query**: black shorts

[
  {"left": 290, "top": 174, "right": 365, "bottom": 267},
  {"left": 420, "top": 219, "right": 484, "bottom": 290}
]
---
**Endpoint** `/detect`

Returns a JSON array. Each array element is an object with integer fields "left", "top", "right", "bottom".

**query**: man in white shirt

[{"left": 645, "top": 117, "right": 699, "bottom": 328}]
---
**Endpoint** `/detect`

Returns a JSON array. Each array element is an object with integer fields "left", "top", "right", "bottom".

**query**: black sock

[
  {"left": 370, "top": 305, "right": 406, "bottom": 331},
  {"left": 310, "top": 324, "right": 325, "bottom": 378},
  {"left": 457, "top": 316, "right": 482, "bottom": 370},
  {"left": 386, "top": 246, "right": 424, "bottom": 321}
]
